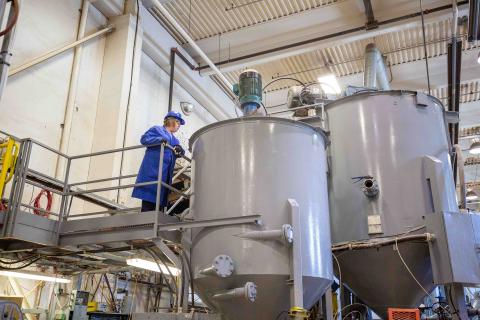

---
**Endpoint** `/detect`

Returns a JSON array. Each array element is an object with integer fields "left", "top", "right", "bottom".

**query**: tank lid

[
  {"left": 325, "top": 90, "right": 444, "bottom": 110},
  {"left": 189, "top": 116, "right": 328, "bottom": 150}
]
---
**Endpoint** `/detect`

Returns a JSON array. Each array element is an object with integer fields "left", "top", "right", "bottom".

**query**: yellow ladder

[{"left": 0, "top": 137, "right": 19, "bottom": 200}]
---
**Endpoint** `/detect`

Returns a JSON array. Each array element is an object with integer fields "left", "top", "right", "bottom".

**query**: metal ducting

[{"left": 363, "top": 43, "right": 391, "bottom": 90}]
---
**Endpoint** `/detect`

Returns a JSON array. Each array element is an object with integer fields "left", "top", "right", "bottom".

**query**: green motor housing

[{"left": 233, "top": 69, "right": 262, "bottom": 115}]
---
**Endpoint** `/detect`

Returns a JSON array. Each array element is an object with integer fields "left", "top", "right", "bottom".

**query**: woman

[{"left": 132, "top": 111, "right": 185, "bottom": 212}]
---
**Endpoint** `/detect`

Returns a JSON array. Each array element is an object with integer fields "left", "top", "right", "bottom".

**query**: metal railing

[{"left": 0, "top": 130, "right": 191, "bottom": 240}]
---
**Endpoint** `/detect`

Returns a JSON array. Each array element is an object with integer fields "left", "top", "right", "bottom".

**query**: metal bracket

[
  {"left": 153, "top": 239, "right": 181, "bottom": 268},
  {"left": 445, "top": 111, "right": 460, "bottom": 124},
  {"left": 158, "top": 214, "right": 262, "bottom": 232},
  {"left": 235, "top": 224, "right": 293, "bottom": 245},
  {"left": 415, "top": 92, "right": 430, "bottom": 107}
]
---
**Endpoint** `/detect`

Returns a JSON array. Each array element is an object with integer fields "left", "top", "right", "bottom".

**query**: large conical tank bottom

[{"left": 335, "top": 241, "right": 433, "bottom": 319}]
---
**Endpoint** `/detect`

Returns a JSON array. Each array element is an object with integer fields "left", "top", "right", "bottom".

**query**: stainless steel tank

[
  {"left": 325, "top": 91, "right": 458, "bottom": 318},
  {"left": 189, "top": 117, "right": 333, "bottom": 320}
]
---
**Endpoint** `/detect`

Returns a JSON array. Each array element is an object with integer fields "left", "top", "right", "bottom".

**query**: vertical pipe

[
  {"left": 168, "top": 48, "right": 176, "bottom": 112},
  {"left": 155, "top": 144, "right": 165, "bottom": 212},
  {"left": 363, "top": 43, "right": 390, "bottom": 90},
  {"left": 419, "top": 0, "right": 431, "bottom": 95},
  {"left": 0, "top": 1, "right": 8, "bottom": 36},
  {"left": 468, "top": 0, "right": 480, "bottom": 42},
  {"left": 54, "top": 0, "right": 89, "bottom": 179},
  {"left": 454, "top": 144, "right": 466, "bottom": 209},
  {"left": 363, "top": 44, "right": 377, "bottom": 88},
  {"left": 376, "top": 55, "right": 391, "bottom": 90},
  {"left": 0, "top": 0, "right": 19, "bottom": 101},
  {"left": 149, "top": 0, "right": 233, "bottom": 90}
]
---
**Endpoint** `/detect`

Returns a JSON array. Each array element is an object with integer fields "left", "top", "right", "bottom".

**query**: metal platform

[{"left": 0, "top": 134, "right": 260, "bottom": 279}]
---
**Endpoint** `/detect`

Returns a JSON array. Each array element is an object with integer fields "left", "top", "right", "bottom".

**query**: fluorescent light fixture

[
  {"left": 317, "top": 74, "right": 341, "bottom": 94},
  {"left": 126, "top": 258, "right": 181, "bottom": 276},
  {"left": 0, "top": 270, "right": 71, "bottom": 283},
  {"left": 477, "top": 51, "right": 480, "bottom": 64},
  {"left": 470, "top": 141, "right": 480, "bottom": 155},
  {"left": 467, "top": 190, "right": 479, "bottom": 201}
]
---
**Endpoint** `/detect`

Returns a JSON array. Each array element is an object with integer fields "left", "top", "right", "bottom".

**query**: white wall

[
  {"left": 118, "top": 51, "right": 216, "bottom": 206},
  {"left": 0, "top": 0, "right": 232, "bottom": 212},
  {"left": 0, "top": 0, "right": 233, "bottom": 312}
]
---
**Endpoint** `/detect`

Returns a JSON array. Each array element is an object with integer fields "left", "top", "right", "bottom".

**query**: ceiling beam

[
  {"left": 196, "top": 1, "right": 469, "bottom": 75},
  {"left": 363, "top": 0, "right": 378, "bottom": 30}
]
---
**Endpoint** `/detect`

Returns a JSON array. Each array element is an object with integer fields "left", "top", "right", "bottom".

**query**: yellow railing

[{"left": 0, "top": 137, "right": 19, "bottom": 200}]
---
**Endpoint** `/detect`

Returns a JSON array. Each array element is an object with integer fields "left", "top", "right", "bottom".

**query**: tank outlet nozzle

[
  {"left": 362, "top": 178, "right": 379, "bottom": 197},
  {"left": 235, "top": 224, "right": 293, "bottom": 245},
  {"left": 212, "top": 282, "right": 258, "bottom": 303},
  {"left": 199, "top": 255, "right": 234, "bottom": 278}
]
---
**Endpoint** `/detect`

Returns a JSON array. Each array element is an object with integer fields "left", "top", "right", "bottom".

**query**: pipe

[
  {"left": 468, "top": 0, "right": 480, "bottom": 41},
  {"left": 212, "top": 282, "right": 257, "bottom": 302},
  {"left": 168, "top": 48, "right": 196, "bottom": 112},
  {"left": 0, "top": 0, "right": 20, "bottom": 101},
  {"left": 54, "top": 0, "right": 90, "bottom": 180},
  {"left": 148, "top": 0, "right": 233, "bottom": 91},
  {"left": 332, "top": 233, "right": 434, "bottom": 252},
  {"left": 168, "top": 49, "right": 175, "bottom": 112},
  {"left": 9, "top": 26, "right": 113, "bottom": 76},
  {"left": 454, "top": 144, "right": 467, "bottom": 209},
  {"left": 363, "top": 43, "right": 390, "bottom": 90}
]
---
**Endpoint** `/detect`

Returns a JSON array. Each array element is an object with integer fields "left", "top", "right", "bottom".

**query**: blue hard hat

[{"left": 164, "top": 111, "right": 185, "bottom": 125}]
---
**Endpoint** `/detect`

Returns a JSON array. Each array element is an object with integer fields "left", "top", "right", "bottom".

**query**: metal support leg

[
  {"left": 288, "top": 198, "right": 304, "bottom": 310},
  {"left": 448, "top": 283, "right": 468, "bottom": 320},
  {"left": 324, "top": 287, "right": 334, "bottom": 320}
]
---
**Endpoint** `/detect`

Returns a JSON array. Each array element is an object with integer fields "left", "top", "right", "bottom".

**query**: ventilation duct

[{"left": 363, "top": 43, "right": 391, "bottom": 90}]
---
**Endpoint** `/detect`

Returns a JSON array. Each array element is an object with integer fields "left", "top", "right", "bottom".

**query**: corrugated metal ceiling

[
  {"left": 221, "top": 17, "right": 479, "bottom": 93},
  {"left": 163, "top": 0, "right": 341, "bottom": 41},
  {"left": 432, "top": 80, "right": 480, "bottom": 105}
]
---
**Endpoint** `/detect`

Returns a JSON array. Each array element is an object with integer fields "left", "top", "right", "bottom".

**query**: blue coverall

[{"left": 132, "top": 125, "right": 180, "bottom": 209}]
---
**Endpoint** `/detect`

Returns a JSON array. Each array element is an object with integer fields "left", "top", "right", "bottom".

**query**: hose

[
  {"left": 33, "top": 189, "right": 52, "bottom": 217},
  {"left": 331, "top": 233, "right": 434, "bottom": 252},
  {"left": 0, "top": 0, "right": 19, "bottom": 37}
]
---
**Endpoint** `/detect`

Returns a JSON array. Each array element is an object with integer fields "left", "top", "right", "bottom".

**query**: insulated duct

[{"left": 363, "top": 43, "right": 391, "bottom": 90}]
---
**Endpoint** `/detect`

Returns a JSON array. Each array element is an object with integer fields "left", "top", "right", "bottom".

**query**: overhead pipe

[
  {"left": 9, "top": 26, "right": 113, "bottom": 76},
  {"left": 168, "top": 47, "right": 196, "bottom": 112},
  {"left": 363, "top": 43, "right": 390, "bottom": 90},
  {"left": 146, "top": 0, "right": 233, "bottom": 93}
]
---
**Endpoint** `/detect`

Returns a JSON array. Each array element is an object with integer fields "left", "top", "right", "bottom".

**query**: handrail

[
  {"left": 68, "top": 173, "right": 137, "bottom": 187},
  {"left": 1, "top": 129, "right": 192, "bottom": 235}
]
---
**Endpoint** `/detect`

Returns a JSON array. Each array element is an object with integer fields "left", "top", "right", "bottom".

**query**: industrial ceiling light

[
  {"left": 477, "top": 51, "right": 480, "bottom": 64},
  {"left": 317, "top": 74, "right": 341, "bottom": 94},
  {"left": 126, "top": 258, "right": 181, "bottom": 276},
  {"left": 0, "top": 270, "right": 71, "bottom": 283},
  {"left": 466, "top": 189, "right": 479, "bottom": 201},
  {"left": 180, "top": 102, "right": 194, "bottom": 116},
  {"left": 470, "top": 140, "right": 480, "bottom": 154}
]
